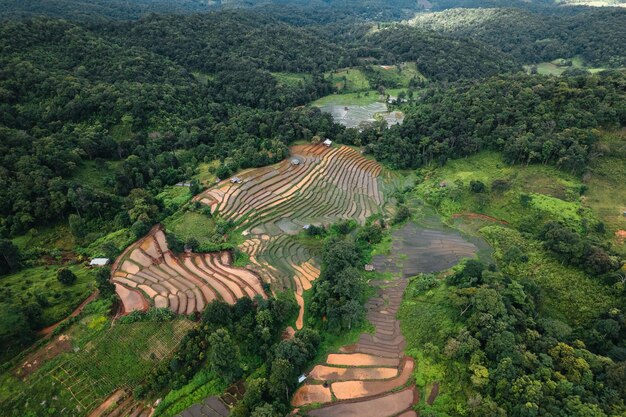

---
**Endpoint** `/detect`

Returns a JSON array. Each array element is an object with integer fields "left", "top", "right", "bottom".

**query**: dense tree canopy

[{"left": 363, "top": 72, "right": 626, "bottom": 172}]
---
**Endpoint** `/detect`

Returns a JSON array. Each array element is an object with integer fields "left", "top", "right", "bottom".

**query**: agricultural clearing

[
  {"left": 196, "top": 143, "right": 394, "bottom": 328},
  {"left": 0, "top": 299, "right": 193, "bottom": 417},
  {"left": 371, "top": 222, "right": 481, "bottom": 277},
  {"left": 111, "top": 226, "right": 266, "bottom": 315},
  {"left": 524, "top": 57, "right": 607, "bottom": 76}
]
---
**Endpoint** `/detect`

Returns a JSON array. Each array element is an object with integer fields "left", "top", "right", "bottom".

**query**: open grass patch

[
  {"left": 481, "top": 225, "right": 616, "bottom": 326},
  {"left": 584, "top": 130, "right": 626, "bottom": 255},
  {"left": 399, "top": 281, "right": 471, "bottom": 416},
  {"left": 312, "top": 91, "right": 383, "bottom": 107},
  {"left": 0, "top": 264, "right": 95, "bottom": 328},
  {"left": 163, "top": 211, "right": 215, "bottom": 244},
  {"left": 272, "top": 72, "right": 311, "bottom": 87},
  {"left": 327, "top": 68, "right": 370, "bottom": 93},
  {"left": 415, "top": 151, "right": 591, "bottom": 233},
  {"left": 71, "top": 160, "right": 121, "bottom": 193},
  {"left": 524, "top": 56, "right": 607, "bottom": 76},
  {"left": 156, "top": 186, "right": 193, "bottom": 213},
  {"left": 193, "top": 160, "right": 220, "bottom": 187},
  {"left": 153, "top": 368, "right": 227, "bottom": 417},
  {"left": 12, "top": 223, "right": 76, "bottom": 253}
]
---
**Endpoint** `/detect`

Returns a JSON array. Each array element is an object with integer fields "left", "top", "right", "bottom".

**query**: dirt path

[
  {"left": 451, "top": 212, "right": 508, "bottom": 224},
  {"left": 38, "top": 290, "right": 99, "bottom": 337}
]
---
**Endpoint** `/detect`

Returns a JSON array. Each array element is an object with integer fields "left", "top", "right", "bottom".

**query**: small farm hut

[
  {"left": 303, "top": 224, "right": 311, "bottom": 230},
  {"left": 365, "top": 264, "right": 375, "bottom": 272},
  {"left": 230, "top": 176, "right": 242, "bottom": 184},
  {"left": 323, "top": 139, "right": 332, "bottom": 147},
  {"left": 298, "top": 374, "right": 307, "bottom": 384},
  {"left": 90, "top": 258, "right": 110, "bottom": 267},
  {"left": 291, "top": 158, "right": 301, "bottom": 165}
]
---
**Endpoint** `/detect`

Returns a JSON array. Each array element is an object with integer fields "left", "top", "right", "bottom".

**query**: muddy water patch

[{"left": 372, "top": 222, "right": 484, "bottom": 277}]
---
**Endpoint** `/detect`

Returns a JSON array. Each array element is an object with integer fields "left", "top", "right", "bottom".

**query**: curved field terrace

[
  {"left": 111, "top": 226, "right": 266, "bottom": 314},
  {"left": 197, "top": 144, "right": 392, "bottom": 328},
  {"left": 293, "top": 279, "right": 418, "bottom": 416}
]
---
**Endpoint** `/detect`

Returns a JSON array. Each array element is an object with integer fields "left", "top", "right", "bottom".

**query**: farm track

[
  {"left": 111, "top": 226, "right": 266, "bottom": 314},
  {"left": 196, "top": 144, "right": 388, "bottom": 328}
]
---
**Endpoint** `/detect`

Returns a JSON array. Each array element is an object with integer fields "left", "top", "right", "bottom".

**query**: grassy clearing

[
  {"left": 156, "top": 186, "right": 193, "bottom": 214},
  {"left": 83, "top": 228, "right": 136, "bottom": 258},
  {"left": 0, "top": 264, "right": 95, "bottom": 328},
  {"left": 481, "top": 225, "right": 617, "bottom": 326},
  {"left": 12, "top": 223, "right": 76, "bottom": 252},
  {"left": 71, "top": 160, "right": 121, "bottom": 193},
  {"left": 312, "top": 91, "right": 383, "bottom": 106},
  {"left": 193, "top": 161, "right": 220, "bottom": 187},
  {"left": 327, "top": 68, "right": 370, "bottom": 92},
  {"left": 366, "top": 62, "right": 424, "bottom": 88},
  {"left": 524, "top": 56, "right": 607, "bottom": 76},
  {"left": 0, "top": 313, "right": 193, "bottom": 417},
  {"left": 163, "top": 211, "right": 215, "bottom": 243},
  {"left": 153, "top": 368, "right": 226, "bottom": 417},
  {"left": 272, "top": 72, "right": 310, "bottom": 87},
  {"left": 399, "top": 280, "right": 471, "bottom": 416},
  {"left": 584, "top": 130, "right": 626, "bottom": 255},
  {"left": 411, "top": 149, "right": 623, "bottom": 325},
  {"left": 416, "top": 151, "right": 590, "bottom": 231}
]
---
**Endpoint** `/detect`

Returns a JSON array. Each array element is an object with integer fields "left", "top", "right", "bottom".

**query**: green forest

[{"left": 0, "top": 0, "right": 625, "bottom": 416}]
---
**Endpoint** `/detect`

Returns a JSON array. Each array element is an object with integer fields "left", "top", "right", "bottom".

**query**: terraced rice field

[
  {"left": 318, "top": 103, "right": 404, "bottom": 129},
  {"left": 372, "top": 222, "right": 479, "bottom": 277},
  {"left": 292, "top": 279, "right": 418, "bottom": 417},
  {"left": 197, "top": 144, "right": 390, "bottom": 328},
  {"left": 111, "top": 226, "right": 266, "bottom": 314},
  {"left": 200, "top": 144, "right": 384, "bottom": 231}
]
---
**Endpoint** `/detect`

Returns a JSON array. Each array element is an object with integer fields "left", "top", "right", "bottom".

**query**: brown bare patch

[
  {"left": 291, "top": 384, "right": 332, "bottom": 407},
  {"left": 309, "top": 365, "right": 397, "bottom": 381},
  {"left": 426, "top": 382, "right": 440, "bottom": 405},
  {"left": 326, "top": 353, "right": 400, "bottom": 367},
  {"left": 331, "top": 358, "right": 414, "bottom": 400},
  {"left": 16, "top": 334, "right": 73, "bottom": 379}
]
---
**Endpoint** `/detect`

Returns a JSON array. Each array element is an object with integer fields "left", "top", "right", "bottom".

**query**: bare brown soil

[
  {"left": 309, "top": 365, "right": 398, "bottom": 381},
  {"left": 115, "top": 283, "right": 149, "bottom": 315},
  {"left": 427, "top": 382, "right": 440, "bottom": 405},
  {"left": 616, "top": 229, "right": 626, "bottom": 244},
  {"left": 308, "top": 387, "right": 416, "bottom": 417},
  {"left": 111, "top": 226, "right": 266, "bottom": 315},
  {"left": 331, "top": 358, "right": 414, "bottom": 400},
  {"left": 291, "top": 384, "right": 333, "bottom": 407},
  {"left": 326, "top": 353, "right": 399, "bottom": 367},
  {"left": 16, "top": 334, "right": 73, "bottom": 379}
]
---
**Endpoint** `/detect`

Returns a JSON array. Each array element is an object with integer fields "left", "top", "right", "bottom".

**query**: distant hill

[
  {"left": 404, "top": 7, "right": 626, "bottom": 66},
  {"left": 0, "top": 0, "right": 422, "bottom": 22}
]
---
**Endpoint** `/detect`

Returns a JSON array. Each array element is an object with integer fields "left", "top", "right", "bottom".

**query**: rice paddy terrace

[
  {"left": 197, "top": 143, "right": 396, "bottom": 328},
  {"left": 111, "top": 226, "right": 266, "bottom": 314},
  {"left": 372, "top": 222, "right": 481, "bottom": 277},
  {"left": 292, "top": 221, "right": 481, "bottom": 416},
  {"left": 317, "top": 102, "right": 404, "bottom": 129},
  {"left": 292, "top": 279, "right": 418, "bottom": 417}
]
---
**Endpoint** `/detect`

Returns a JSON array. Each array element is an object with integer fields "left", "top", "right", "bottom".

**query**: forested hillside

[
  {"left": 0, "top": 2, "right": 625, "bottom": 416},
  {"left": 363, "top": 72, "right": 626, "bottom": 169},
  {"left": 406, "top": 7, "right": 626, "bottom": 67}
]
